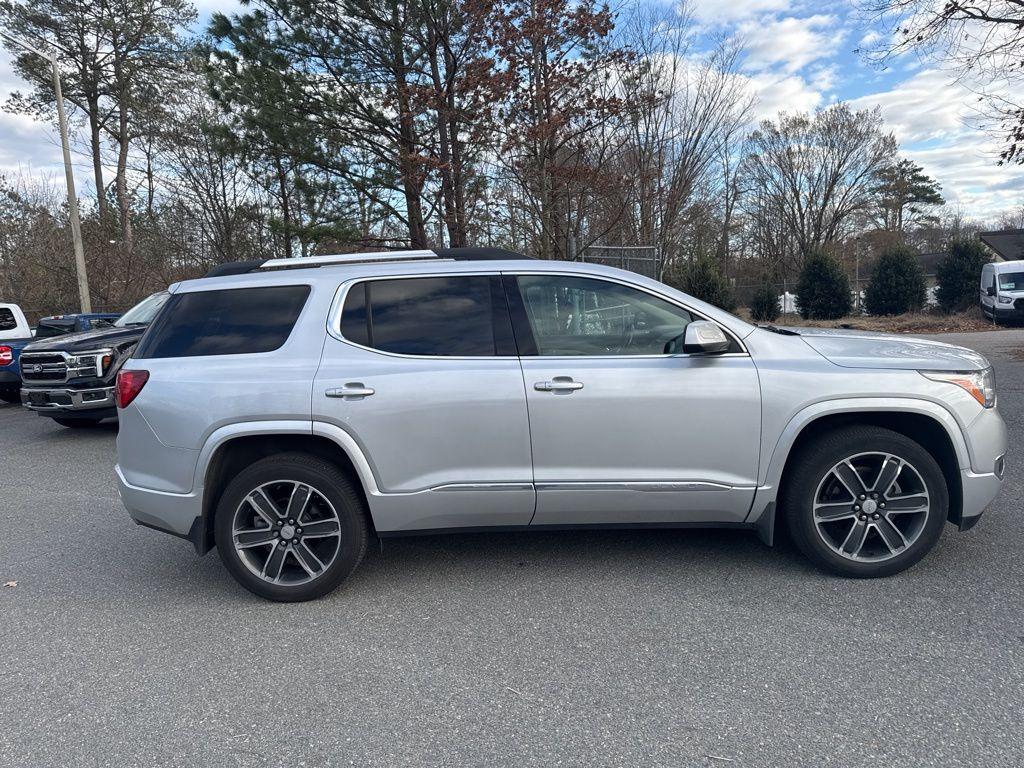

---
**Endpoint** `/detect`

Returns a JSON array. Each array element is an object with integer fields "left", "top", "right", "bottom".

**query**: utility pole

[{"left": 1, "top": 31, "right": 92, "bottom": 312}]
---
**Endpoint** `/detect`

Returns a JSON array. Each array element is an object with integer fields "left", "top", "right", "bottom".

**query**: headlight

[
  {"left": 998, "top": 296, "right": 1013, "bottom": 304},
  {"left": 920, "top": 368, "right": 995, "bottom": 408}
]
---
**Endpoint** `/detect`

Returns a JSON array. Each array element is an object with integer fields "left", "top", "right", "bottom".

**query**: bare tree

[
  {"left": 857, "top": 0, "right": 1024, "bottom": 163},
  {"left": 741, "top": 105, "right": 898, "bottom": 271},
  {"left": 616, "top": 3, "right": 752, "bottom": 271}
]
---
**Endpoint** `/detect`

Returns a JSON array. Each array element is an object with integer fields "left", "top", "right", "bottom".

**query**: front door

[
  {"left": 508, "top": 273, "right": 761, "bottom": 526},
  {"left": 314, "top": 274, "right": 535, "bottom": 532}
]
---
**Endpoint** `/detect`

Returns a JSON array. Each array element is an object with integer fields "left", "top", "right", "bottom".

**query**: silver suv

[{"left": 115, "top": 249, "right": 1008, "bottom": 601}]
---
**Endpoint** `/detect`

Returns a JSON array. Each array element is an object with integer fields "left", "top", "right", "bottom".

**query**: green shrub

[
  {"left": 864, "top": 244, "right": 927, "bottom": 315},
  {"left": 936, "top": 238, "right": 990, "bottom": 312},
  {"left": 795, "top": 251, "right": 851, "bottom": 319},
  {"left": 672, "top": 255, "right": 736, "bottom": 311},
  {"left": 749, "top": 284, "right": 780, "bottom": 322}
]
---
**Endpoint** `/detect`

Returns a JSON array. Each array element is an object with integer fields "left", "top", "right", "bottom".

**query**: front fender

[{"left": 746, "top": 397, "right": 971, "bottom": 526}]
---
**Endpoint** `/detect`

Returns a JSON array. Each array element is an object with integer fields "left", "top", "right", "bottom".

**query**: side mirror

[
  {"left": 987, "top": 286, "right": 996, "bottom": 297},
  {"left": 682, "top": 321, "right": 730, "bottom": 354}
]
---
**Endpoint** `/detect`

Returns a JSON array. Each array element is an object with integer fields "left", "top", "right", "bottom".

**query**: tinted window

[
  {"left": 0, "top": 308, "right": 15, "bottom": 331},
  {"left": 517, "top": 275, "right": 693, "bottom": 356},
  {"left": 340, "top": 283, "right": 370, "bottom": 347},
  {"left": 34, "top": 320, "right": 73, "bottom": 338},
  {"left": 136, "top": 285, "right": 310, "bottom": 358},
  {"left": 340, "top": 276, "right": 510, "bottom": 356}
]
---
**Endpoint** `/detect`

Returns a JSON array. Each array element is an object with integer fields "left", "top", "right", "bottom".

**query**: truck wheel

[
  {"left": 783, "top": 425, "right": 948, "bottom": 578},
  {"left": 214, "top": 453, "right": 369, "bottom": 602},
  {"left": 54, "top": 417, "right": 104, "bottom": 428}
]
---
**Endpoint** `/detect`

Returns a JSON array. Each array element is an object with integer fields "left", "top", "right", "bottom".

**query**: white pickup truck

[
  {"left": 0, "top": 303, "right": 31, "bottom": 340},
  {"left": 0, "top": 303, "right": 33, "bottom": 403}
]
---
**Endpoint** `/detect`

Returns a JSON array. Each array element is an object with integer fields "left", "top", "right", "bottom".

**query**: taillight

[
  {"left": 116, "top": 369, "right": 149, "bottom": 408},
  {"left": 0, "top": 346, "right": 12, "bottom": 366}
]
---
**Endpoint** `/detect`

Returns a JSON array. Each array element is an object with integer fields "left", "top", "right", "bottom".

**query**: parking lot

[{"left": 0, "top": 330, "right": 1021, "bottom": 767}]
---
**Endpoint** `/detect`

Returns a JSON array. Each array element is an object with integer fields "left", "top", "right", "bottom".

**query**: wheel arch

[
  {"left": 761, "top": 403, "right": 965, "bottom": 530},
  {"left": 194, "top": 422, "right": 379, "bottom": 554}
]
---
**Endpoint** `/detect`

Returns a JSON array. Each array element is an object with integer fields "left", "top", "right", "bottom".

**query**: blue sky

[{"left": 1, "top": 0, "right": 1022, "bottom": 219}]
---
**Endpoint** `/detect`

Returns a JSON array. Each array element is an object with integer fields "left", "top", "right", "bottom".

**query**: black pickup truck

[{"left": 19, "top": 291, "right": 169, "bottom": 428}]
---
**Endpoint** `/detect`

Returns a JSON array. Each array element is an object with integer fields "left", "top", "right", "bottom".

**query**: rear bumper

[
  {"left": 21, "top": 384, "right": 116, "bottom": 416},
  {"left": 0, "top": 368, "right": 20, "bottom": 386},
  {"left": 115, "top": 464, "right": 205, "bottom": 550}
]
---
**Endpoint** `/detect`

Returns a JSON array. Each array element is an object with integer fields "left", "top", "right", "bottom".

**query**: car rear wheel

[
  {"left": 783, "top": 425, "right": 948, "bottom": 578},
  {"left": 54, "top": 417, "right": 104, "bottom": 428},
  {"left": 214, "top": 453, "right": 369, "bottom": 602}
]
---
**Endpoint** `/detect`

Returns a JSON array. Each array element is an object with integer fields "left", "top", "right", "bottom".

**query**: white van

[{"left": 980, "top": 260, "right": 1024, "bottom": 322}]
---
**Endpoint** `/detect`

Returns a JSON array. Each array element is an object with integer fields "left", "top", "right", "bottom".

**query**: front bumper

[
  {"left": 116, "top": 465, "right": 206, "bottom": 551},
  {"left": 957, "top": 405, "right": 1008, "bottom": 528},
  {"left": 993, "top": 303, "right": 1024, "bottom": 321},
  {"left": 21, "top": 385, "right": 116, "bottom": 414}
]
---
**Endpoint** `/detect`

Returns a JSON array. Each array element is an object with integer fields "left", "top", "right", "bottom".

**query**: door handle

[
  {"left": 326, "top": 383, "right": 375, "bottom": 399},
  {"left": 534, "top": 378, "right": 584, "bottom": 393}
]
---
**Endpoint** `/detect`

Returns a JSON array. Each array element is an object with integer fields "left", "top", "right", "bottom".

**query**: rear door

[
  {"left": 507, "top": 272, "right": 761, "bottom": 526},
  {"left": 313, "top": 274, "right": 535, "bottom": 532}
]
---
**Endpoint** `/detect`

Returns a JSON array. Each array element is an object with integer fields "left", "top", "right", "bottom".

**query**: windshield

[
  {"left": 998, "top": 272, "right": 1024, "bottom": 291},
  {"left": 115, "top": 291, "right": 170, "bottom": 327}
]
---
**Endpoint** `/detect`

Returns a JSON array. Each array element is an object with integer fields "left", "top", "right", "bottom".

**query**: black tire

[
  {"left": 214, "top": 452, "right": 369, "bottom": 601},
  {"left": 782, "top": 425, "right": 948, "bottom": 578},
  {"left": 54, "top": 417, "right": 104, "bottom": 428}
]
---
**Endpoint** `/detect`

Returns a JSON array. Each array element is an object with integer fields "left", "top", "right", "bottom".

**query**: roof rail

[
  {"left": 202, "top": 247, "right": 533, "bottom": 278},
  {"left": 258, "top": 250, "right": 441, "bottom": 270}
]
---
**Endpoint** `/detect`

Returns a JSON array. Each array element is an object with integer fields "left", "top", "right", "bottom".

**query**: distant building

[
  {"left": 980, "top": 229, "right": 1024, "bottom": 262},
  {"left": 916, "top": 251, "right": 947, "bottom": 282}
]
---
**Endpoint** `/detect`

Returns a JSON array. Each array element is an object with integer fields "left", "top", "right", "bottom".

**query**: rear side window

[
  {"left": 0, "top": 308, "right": 15, "bottom": 331},
  {"left": 136, "top": 285, "right": 310, "bottom": 359},
  {"left": 339, "top": 276, "right": 514, "bottom": 356}
]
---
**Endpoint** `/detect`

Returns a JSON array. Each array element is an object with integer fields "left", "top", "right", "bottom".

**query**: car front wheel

[
  {"left": 783, "top": 425, "right": 948, "bottom": 578},
  {"left": 214, "top": 453, "right": 369, "bottom": 602}
]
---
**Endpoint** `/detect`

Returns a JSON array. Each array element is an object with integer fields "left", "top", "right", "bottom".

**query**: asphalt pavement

[{"left": 1, "top": 330, "right": 1022, "bottom": 767}]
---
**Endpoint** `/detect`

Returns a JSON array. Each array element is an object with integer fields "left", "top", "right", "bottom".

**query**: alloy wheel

[
  {"left": 231, "top": 480, "right": 342, "bottom": 586},
  {"left": 811, "top": 452, "right": 931, "bottom": 563}
]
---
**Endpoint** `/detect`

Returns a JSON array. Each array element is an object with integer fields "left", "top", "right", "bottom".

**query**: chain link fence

[{"left": 579, "top": 245, "right": 660, "bottom": 280}]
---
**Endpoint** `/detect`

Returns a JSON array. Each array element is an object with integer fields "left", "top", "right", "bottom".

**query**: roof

[
  {"left": 916, "top": 251, "right": 946, "bottom": 276},
  {"left": 979, "top": 229, "right": 1024, "bottom": 261}
]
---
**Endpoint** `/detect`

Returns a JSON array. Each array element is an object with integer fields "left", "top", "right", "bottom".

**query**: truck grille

[
  {"left": 20, "top": 353, "right": 69, "bottom": 383},
  {"left": 20, "top": 349, "right": 112, "bottom": 384}
]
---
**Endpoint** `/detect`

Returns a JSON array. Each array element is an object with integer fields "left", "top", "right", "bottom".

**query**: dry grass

[{"left": 734, "top": 307, "right": 999, "bottom": 334}]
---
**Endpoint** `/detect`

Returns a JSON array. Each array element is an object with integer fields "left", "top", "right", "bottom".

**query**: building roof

[
  {"left": 916, "top": 251, "right": 947, "bottom": 276},
  {"left": 980, "top": 229, "right": 1024, "bottom": 261}
]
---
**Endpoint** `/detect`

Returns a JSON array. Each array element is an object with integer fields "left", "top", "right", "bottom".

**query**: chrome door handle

[
  {"left": 534, "top": 378, "right": 584, "bottom": 392},
  {"left": 326, "top": 384, "right": 375, "bottom": 399}
]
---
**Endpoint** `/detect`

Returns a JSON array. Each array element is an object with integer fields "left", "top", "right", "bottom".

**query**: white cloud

[
  {"left": 688, "top": 0, "right": 794, "bottom": 25},
  {"left": 849, "top": 68, "right": 971, "bottom": 144},
  {"left": 745, "top": 71, "right": 824, "bottom": 120},
  {"left": 740, "top": 14, "right": 845, "bottom": 74},
  {"left": 809, "top": 64, "right": 839, "bottom": 93},
  {"left": 850, "top": 68, "right": 1024, "bottom": 216},
  {"left": 858, "top": 30, "right": 882, "bottom": 48}
]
